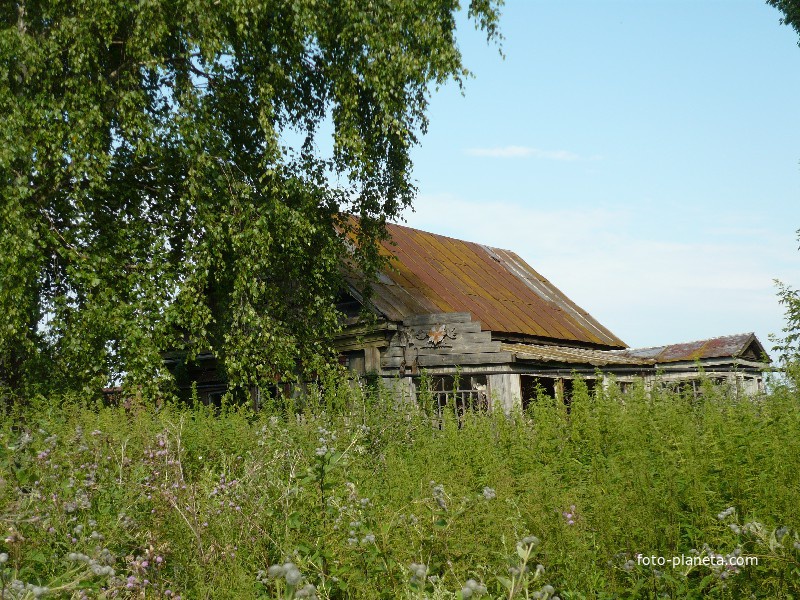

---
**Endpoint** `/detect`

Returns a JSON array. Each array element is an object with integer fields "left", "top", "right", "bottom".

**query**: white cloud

[
  {"left": 464, "top": 145, "right": 581, "bottom": 161},
  {"left": 397, "top": 193, "right": 800, "bottom": 355}
]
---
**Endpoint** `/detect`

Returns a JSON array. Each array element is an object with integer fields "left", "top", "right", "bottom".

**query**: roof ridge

[{"left": 619, "top": 332, "right": 755, "bottom": 353}]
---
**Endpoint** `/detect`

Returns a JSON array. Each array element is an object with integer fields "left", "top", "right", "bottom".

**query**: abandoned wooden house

[
  {"left": 335, "top": 222, "right": 771, "bottom": 413},
  {"left": 167, "top": 221, "right": 770, "bottom": 410}
]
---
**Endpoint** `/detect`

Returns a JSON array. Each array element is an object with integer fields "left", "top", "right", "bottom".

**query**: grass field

[{"left": 1, "top": 376, "right": 799, "bottom": 598}]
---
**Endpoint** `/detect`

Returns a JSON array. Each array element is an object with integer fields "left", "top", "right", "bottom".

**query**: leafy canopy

[
  {"left": 0, "top": 0, "right": 502, "bottom": 397},
  {"left": 768, "top": 0, "right": 800, "bottom": 42}
]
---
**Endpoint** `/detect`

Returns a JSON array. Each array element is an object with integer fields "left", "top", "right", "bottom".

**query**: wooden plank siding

[{"left": 381, "top": 313, "right": 510, "bottom": 370}]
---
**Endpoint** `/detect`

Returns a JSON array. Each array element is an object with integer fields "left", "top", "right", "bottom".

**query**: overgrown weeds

[{"left": 1, "top": 378, "right": 799, "bottom": 598}]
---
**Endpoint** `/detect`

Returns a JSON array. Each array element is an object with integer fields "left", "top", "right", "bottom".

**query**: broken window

[
  {"left": 654, "top": 378, "right": 702, "bottom": 399},
  {"left": 420, "top": 374, "right": 489, "bottom": 417}
]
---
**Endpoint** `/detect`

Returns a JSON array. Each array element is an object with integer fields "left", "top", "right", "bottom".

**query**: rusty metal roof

[
  {"left": 349, "top": 222, "right": 626, "bottom": 349},
  {"left": 612, "top": 333, "right": 770, "bottom": 364}
]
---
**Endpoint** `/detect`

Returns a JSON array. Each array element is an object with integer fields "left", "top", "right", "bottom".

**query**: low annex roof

[
  {"left": 347, "top": 222, "right": 626, "bottom": 349},
  {"left": 503, "top": 332, "right": 771, "bottom": 368},
  {"left": 612, "top": 333, "right": 770, "bottom": 365}
]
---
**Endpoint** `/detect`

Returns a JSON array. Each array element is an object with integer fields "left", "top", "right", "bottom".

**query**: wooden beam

[
  {"left": 383, "top": 341, "right": 503, "bottom": 358},
  {"left": 403, "top": 313, "right": 473, "bottom": 326},
  {"left": 382, "top": 352, "right": 513, "bottom": 368}
]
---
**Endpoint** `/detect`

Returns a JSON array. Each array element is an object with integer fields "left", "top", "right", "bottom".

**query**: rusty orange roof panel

[
  {"left": 361, "top": 222, "right": 627, "bottom": 349},
  {"left": 615, "top": 333, "right": 770, "bottom": 364}
]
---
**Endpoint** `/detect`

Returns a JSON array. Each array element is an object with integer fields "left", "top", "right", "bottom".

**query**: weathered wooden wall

[
  {"left": 488, "top": 373, "right": 522, "bottom": 412},
  {"left": 381, "top": 313, "right": 511, "bottom": 371}
]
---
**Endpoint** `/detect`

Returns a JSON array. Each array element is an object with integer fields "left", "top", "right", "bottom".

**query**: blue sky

[{"left": 399, "top": 0, "right": 800, "bottom": 355}]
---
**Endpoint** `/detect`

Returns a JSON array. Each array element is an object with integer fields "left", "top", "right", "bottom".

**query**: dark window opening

[
  {"left": 207, "top": 392, "right": 223, "bottom": 408},
  {"left": 562, "top": 378, "right": 573, "bottom": 407},
  {"left": 521, "top": 376, "right": 595, "bottom": 412},
  {"left": 676, "top": 380, "right": 698, "bottom": 398},
  {"left": 335, "top": 292, "right": 363, "bottom": 319},
  {"left": 520, "top": 376, "right": 558, "bottom": 410}
]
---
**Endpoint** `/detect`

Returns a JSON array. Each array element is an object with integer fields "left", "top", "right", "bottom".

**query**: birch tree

[{"left": 0, "top": 0, "right": 502, "bottom": 397}]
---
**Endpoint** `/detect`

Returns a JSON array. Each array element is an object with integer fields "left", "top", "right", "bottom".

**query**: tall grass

[{"left": 1, "top": 377, "right": 799, "bottom": 598}]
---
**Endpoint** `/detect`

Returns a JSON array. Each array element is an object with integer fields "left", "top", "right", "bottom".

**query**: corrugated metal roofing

[
  {"left": 613, "top": 333, "right": 770, "bottom": 364},
  {"left": 352, "top": 222, "right": 626, "bottom": 349}
]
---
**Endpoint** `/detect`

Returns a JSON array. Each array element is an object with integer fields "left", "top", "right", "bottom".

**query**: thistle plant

[
  {"left": 458, "top": 578, "right": 488, "bottom": 599},
  {"left": 299, "top": 425, "right": 343, "bottom": 578},
  {"left": 408, "top": 562, "right": 429, "bottom": 595},
  {"left": 498, "top": 536, "right": 558, "bottom": 600},
  {"left": 257, "top": 562, "right": 317, "bottom": 599},
  {"left": 561, "top": 505, "right": 577, "bottom": 527}
]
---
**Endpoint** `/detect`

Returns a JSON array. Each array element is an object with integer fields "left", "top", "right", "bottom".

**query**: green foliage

[
  {"left": 0, "top": 0, "right": 502, "bottom": 396},
  {"left": 773, "top": 278, "right": 800, "bottom": 362},
  {"left": 770, "top": 231, "right": 800, "bottom": 385},
  {"left": 2, "top": 382, "right": 800, "bottom": 598},
  {"left": 768, "top": 0, "right": 800, "bottom": 45}
]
